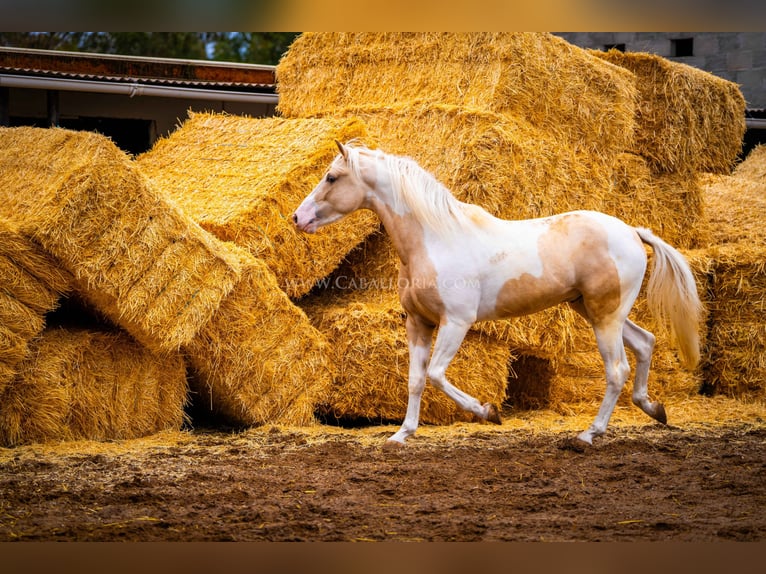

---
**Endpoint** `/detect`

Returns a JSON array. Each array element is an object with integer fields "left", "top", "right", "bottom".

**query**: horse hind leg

[
  {"left": 623, "top": 319, "right": 666, "bottom": 424},
  {"left": 577, "top": 321, "right": 632, "bottom": 445}
]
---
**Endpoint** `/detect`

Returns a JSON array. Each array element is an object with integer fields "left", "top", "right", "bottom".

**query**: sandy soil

[{"left": 1, "top": 404, "right": 764, "bottom": 542}]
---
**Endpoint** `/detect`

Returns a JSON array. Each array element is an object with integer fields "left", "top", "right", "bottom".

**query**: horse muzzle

[{"left": 292, "top": 201, "right": 318, "bottom": 233}]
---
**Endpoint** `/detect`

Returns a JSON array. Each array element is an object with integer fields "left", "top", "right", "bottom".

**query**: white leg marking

[
  {"left": 577, "top": 322, "right": 631, "bottom": 445},
  {"left": 425, "top": 321, "right": 492, "bottom": 420},
  {"left": 623, "top": 320, "right": 665, "bottom": 423},
  {"left": 387, "top": 315, "right": 433, "bottom": 445}
]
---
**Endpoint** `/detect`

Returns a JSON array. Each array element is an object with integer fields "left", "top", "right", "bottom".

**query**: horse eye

[{"left": 326, "top": 174, "right": 337, "bottom": 184}]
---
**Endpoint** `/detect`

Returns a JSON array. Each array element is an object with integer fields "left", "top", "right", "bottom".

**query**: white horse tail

[{"left": 635, "top": 228, "right": 703, "bottom": 370}]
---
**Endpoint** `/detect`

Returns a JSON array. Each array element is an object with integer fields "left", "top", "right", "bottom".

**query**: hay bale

[
  {"left": 593, "top": 49, "right": 746, "bottom": 174},
  {"left": 0, "top": 219, "right": 71, "bottom": 394},
  {"left": 734, "top": 144, "right": 766, "bottom": 181},
  {"left": 699, "top": 145, "right": 766, "bottom": 248},
  {"left": 609, "top": 153, "right": 703, "bottom": 249},
  {"left": 702, "top": 244, "right": 766, "bottom": 399},
  {"left": 0, "top": 127, "right": 242, "bottom": 354},
  {"left": 277, "top": 33, "right": 638, "bottom": 158},
  {"left": 278, "top": 34, "right": 702, "bottom": 247},
  {"left": 693, "top": 147, "right": 766, "bottom": 399},
  {"left": 0, "top": 327, "right": 188, "bottom": 446},
  {"left": 299, "top": 289, "right": 511, "bottom": 424},
  {"left": 136, "top": 113, "right": 379, "bottom": 298},
  {"left": 184, "top": 245, "right": 334, "bottom": 427},
  {"left": 0, "top": 127, "right": 334, "bottom": 427}
]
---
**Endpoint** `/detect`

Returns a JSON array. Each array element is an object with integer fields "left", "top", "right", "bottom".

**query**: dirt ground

[{"left": 1, "top": 404, "right": 764, "bottom": 542}]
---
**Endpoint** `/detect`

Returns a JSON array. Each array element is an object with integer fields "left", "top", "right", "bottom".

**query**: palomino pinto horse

[{"left": 293, "top": 142, "right": 703, "bottom": 446}]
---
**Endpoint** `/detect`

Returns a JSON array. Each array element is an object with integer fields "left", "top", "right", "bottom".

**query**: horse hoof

[
  {"left": 484, "top": 403, "right": 502, "bottom": 425},
  {"left": 560, "top": 436, "right": 591, "bottom": 453},
  {"left": 653, "top": 403, "right": 668, "bottom": 425},
  {"left": 383, "top": 439, "right": 405, "bottom": 450}
]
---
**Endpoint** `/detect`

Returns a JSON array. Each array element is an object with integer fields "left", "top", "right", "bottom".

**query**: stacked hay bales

[
  {"left": 277, "top": 34, "right": 712, "bottom": 247},
  {"left": 277, "top": 35, "right": 652, "bottom": 232},
  {"left": 0, "top": 328, "right": 188, "bottom": 446},
  {"left": 278, "top": 33, "right": 741, "bottom": 417},
  {"left": 137, "top": 113, "right": 379, "bottom": 298},
  {"left": 301, "top": 289, "right": 511, "bottom": 424},
  {"left": 0, "top": 126, "right": 334, "bottom": 435},
  {"left": 184, "top": 245, "right": 333, "bottom": 426},
  {"left": 0, "top": 220, "right": 71, "bottom": 393},
  {"left": 697, "top": 146, "right": 766, "bottom": 399},
  {"left": 277, "top": 33, "right": 638, "bottom": 157},
  {"left": 0, "top": 127, "right": 241, "bottom": 354}
]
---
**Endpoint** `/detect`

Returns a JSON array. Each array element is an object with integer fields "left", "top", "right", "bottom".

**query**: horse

[{"left": 293, "top": 141, "right": 703, "bottom": 447}]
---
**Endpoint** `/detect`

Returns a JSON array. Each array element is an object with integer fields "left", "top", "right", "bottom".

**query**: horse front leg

[
  {"left": 426, "top": 320, "right": 502, "bottom": 424},
  {"left": 386, "top": 314, "right": 434, "bottom": 446}
]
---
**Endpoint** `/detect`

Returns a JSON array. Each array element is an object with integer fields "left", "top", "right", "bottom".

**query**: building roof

[{"left": 0, "top": 46, "right": 277, "bottom": 99}]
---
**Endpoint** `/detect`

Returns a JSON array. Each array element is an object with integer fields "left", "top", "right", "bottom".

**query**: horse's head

[{"left": 292, "top": 140, "right": 371, "bottom": 234}]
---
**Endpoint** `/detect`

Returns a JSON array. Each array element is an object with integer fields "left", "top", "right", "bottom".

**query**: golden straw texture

[
  {"left": 137, "top": 113, "right": 379, "bottom": 298},
  {"left": 0, "top": 218, "right": 70, "bottom": 394},
  {"left": 0, "top": 127, "right": 243, "bottom": 353},
  {"left": 184, "top": 245, "right": 335, "bottom": 427},
  {"left": 593, "top": 49, "right": 746, "bottom": 174},
  {"left": 277, "top": 33, "right": 638, "bottom": 157},
  {"left": 696, "top": 147, "right": 766, "bottom": 398},
  {"left": 0, "top": 328, "right": 188, "bottom": 446}
]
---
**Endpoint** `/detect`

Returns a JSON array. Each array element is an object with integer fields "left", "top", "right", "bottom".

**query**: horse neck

[{"left": 366, "top": 189, "right": 427, "bottom": 267}]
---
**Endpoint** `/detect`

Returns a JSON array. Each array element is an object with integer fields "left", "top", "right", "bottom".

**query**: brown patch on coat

[
  {"left": 462, "top": 203, "right": 494, "bottom": 229},
  {"left": 371, "top": 198, "right": 444, "bottom": 327},
  {"left": 495, "top": 214, "right": 622, "bottom": 325}
]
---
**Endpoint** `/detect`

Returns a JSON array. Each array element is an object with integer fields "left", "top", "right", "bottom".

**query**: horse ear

[{"left": 335, "top": 139, "right": 348, "bottom": 160}]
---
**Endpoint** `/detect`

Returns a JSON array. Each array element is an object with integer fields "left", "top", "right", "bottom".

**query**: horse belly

[{"left": 486, "top": 272, "right": 578, "bottom": 319}]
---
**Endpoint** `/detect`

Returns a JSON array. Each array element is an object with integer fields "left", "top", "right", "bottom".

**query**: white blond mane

[{"left": 344, "top": 143, "right": 471, "bottom": 238}]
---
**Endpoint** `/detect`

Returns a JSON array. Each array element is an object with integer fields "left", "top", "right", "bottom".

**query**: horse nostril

[{"left": 292, "top": 213, "right": 298, "bottom": 224}]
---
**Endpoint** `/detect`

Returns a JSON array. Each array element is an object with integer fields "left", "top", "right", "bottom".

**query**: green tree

[
  {"left": 77, "top": 33, "right": 209, "bottom": 60},
  {"left": 208, "top": 33, "right": 299, "bottom": 65},
  {"left": 0, "top": 32, "right": 298, "bottom": 65},
  {"left": 0, "top": 32, "right": 86, "bottom": 51}
]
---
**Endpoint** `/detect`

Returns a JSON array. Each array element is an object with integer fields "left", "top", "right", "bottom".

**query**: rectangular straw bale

[
  {"left": 699, "top": 146, "right": 766, "bottom": 248},
  {"left": 0, "top": 327, "right": 188, "bottom": 446},
  {"left": 136, "top": 113, "right": 379, "bottom": 298},
  {"left": 277, "top": 33, "right": 638, "bottom": 157},
  {"left": 693, "top": 150, "right": 766, "bottom": 399},
  {"left": 0, "top": 127, "right": 242, "bottom": 353},
  {"left": 609, "top": 153, "right": 703, "bottom": 249},
  {"left": 592, "top": 49, "right": 746, "bottom": 174},
  {"left": 184, "top": 245, "right": 335, "bottom": 427},
  {"left": 0, "top": 219, "right": 71, "bottom": 394},
  {"left": 733, "top": 144, "right": 766, "bottom": 181},
  {"left": 299, "top": 289, "right": 511, "bottom": 424},
  {"left": 702, "top": 243, "right": 766, "bottom": 399}
]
